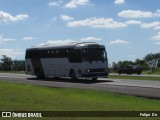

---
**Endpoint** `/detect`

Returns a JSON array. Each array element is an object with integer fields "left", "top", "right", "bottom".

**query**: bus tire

[
  {"left": 70, "top": 69, "right": 77, "bottom": 80},
  {"left": 92, "top": 78, "right": 97, "bottom": 81},
  {"left": 35, "top": 69, "right": 44, "bottom": 79},
  {"left": 137, "top": 72, "right": 141, "bottom": 75}
]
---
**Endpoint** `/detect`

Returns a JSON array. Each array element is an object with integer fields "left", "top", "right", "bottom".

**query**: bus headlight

[
  {"left": 84, "top": 69, "right": 91, "bottom": 73},
  {"left": 103, "top": 68, "right": 108, "bottom": 72}
]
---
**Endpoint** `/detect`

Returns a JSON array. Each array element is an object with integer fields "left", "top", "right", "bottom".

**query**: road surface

[
  {"left": 110, "top": 73, "right": 160, "bottom": 77},
  {"left": 0, "top": 73, "right": 160, "bottom": 99}
]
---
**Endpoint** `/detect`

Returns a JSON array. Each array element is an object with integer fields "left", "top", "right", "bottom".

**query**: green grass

[
  {"left": 108, "top": 75, "right": 160, "bottom": 81},
  {"left": 0, "top": 70, "right": 25, "bottom": 74},
  {"left": 142, "top": 70, "right": 160, "bottom": 75},
  {"left": 0, "top": 81, "right": 160, "bottom": 120}
]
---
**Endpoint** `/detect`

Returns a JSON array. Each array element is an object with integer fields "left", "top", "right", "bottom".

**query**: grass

[
  {"left": 0, "top": 70, "right": 25, "bottom": 74},
  {"left": 0, "top": 81, "right": 160, "bottom": 120},
  {"left": 142, "top": 70, "right": 160, "bottom": 75}
]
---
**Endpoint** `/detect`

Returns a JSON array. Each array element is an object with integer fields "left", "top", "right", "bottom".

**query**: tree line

[
  {"left": 0, "top": 55, "right": 25, "bottom": 71},
  {"left": 112, "top": 52, "right": 160, "bottom": 72}
]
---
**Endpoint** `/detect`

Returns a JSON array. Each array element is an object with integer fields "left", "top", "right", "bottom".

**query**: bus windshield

[{"left": 81, "top": 48, "right": 107, "bottom": 61}]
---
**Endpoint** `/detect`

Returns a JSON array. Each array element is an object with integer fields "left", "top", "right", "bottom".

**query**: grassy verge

[
  {"left": 142, "top": 70, "right": 160, "bottom": 75},
  {"left": 108, "top": 75, "right": 160, "bottom": 81},
  {"left": 0, "top": 81, "right": 160, "bottom": 120},
  {"left": 0, "top": 71, "right": 25, "bottom": 74}
]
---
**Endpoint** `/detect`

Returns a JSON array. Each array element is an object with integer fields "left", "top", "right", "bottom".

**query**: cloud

[
  {"left": 151, "top": 32, "right": 160, "bottom": 41},
  {"left": 80, "top": 37, "right": 102, "bottom": 41},
  {"left": 22, "top": 37, "right": 35, "bottom": 40},
  {"left": 0, "top": 11, "right": 28, "bottom": 23},
  {"left": 141, "top": 21, "right": 160, "bottom": 29},
  {"left": 107, "top": 39, "right": 129, "bottom": 44},
  {"left": 38, "top": 37, "right": 102, "bottom": 46},
  {"left": 118, "top": 10, "right": 153, "bottom": 18},
  {"left": 64, "top": 0, "right": 94, "bottom": 8},
  {"left": 118, "top": 9, "right": 160, "bottom": 18},
  {"left": 114, "top": 0, "right": 125, "bottom": 4},
  {"left": 151, "top": 32, "right": 160, "bottom": 45},
  {"left": 125, "top": 20, "right": 142, "bottom": 25},
  {"left": 38, "top": 39, "right": 76, "bottom": 46},
  {"left": 48, "top": 0, "right": 63, "bottom": 7},
  {"left": 0, "top": 35, "right": 16, "bottom": 44},
  {"left": 67, "top": 17, "right": 127, "bottom": 28},
  {"left": 60, "top": 14, "right": 74, "bottom": 21},
  {"left": 154, "top": 26, "right": 160, "bottom": 30},
  {"left": 154, "top": 9, "right": 160, "bottom": 17},
  {"left": 0, "top": 49, "right": 23, "bottom": 59}
]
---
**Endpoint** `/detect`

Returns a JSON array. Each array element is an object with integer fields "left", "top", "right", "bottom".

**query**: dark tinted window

[
  {"left": 26, "top": 48, "right": 82, "bottom": 62},
  {"left": 68, "top": 49, "right": 82, "bottom": 63},
  {"left": 81, "top": 48, "right": 107, "bottom": 61},
  {"left": 25, "top": 49, "right": 40, "bottom": 59}
]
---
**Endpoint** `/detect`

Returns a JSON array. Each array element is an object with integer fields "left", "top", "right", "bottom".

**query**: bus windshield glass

[{"left": 81, "top": 48, "right": 107, "bottom": 61}]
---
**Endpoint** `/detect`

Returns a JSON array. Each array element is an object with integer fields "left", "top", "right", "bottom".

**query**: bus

[{"left": 25, "top": 42, "right": 108, "bottom": 80}]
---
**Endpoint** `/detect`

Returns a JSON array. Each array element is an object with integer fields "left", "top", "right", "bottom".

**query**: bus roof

[{"left": 27, "top": 42, "right": 104, "bottom": 50}]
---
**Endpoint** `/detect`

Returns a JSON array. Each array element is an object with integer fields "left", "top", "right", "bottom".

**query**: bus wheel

[
  {"left": 92, "top": 78, "right": 97, "bottom": 81},
  {"left": 70, "top": 69, "right": 77, "bottom": 80},
  {"left": 35, "top": 69, "right": 44, "bottom": 79},
  {"left": 137, "top": 72, "right": 141, "bottom": 75}
]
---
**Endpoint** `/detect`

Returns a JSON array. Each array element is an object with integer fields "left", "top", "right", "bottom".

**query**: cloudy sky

[{"left": 0, "top": 0, "right": 160, "bottom": 64}]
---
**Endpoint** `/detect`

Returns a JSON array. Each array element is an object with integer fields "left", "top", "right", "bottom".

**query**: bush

[{"left": 145, "top": 67, "right": 160, "bottom": 74}]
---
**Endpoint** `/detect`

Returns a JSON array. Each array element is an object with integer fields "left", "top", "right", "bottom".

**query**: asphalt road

[
  {"left": 110, "top": 73, "right": 160, "bottom": 77},
  {"left": 0, "top": 73, "right": 160, "bottom": 99}
]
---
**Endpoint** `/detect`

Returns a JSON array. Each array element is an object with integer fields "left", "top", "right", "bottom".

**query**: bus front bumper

[{"left": 81, "top": 72, "right": 108, "bottom": 77}]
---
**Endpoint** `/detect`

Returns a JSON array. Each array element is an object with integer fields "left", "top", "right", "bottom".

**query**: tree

[
  {"left": 117, "top": 61, "right": 134, "bottom": 67},
  {"left": 111, "top": 61, "right": 134, "bottom": 72},
  {"left": 135, "top": 58, "right": 149, "bottom": 70},
  {"left": 144, "top": 53, "right": 160, "bottom": 67},
  {"left": 1, "top": 55, "right": 13, "bottom": 71},
  {"left": 112, "top": 62, "right": 118, "bottom": 72},
  {"left": 13, "top": 60, "right": 25, "bottom": 71},
  {"left": 135, "top": 59, "right": 147, "bottom": 66},
  {"left": 144, "top": 53, "right": 160, "bottom": 62}
]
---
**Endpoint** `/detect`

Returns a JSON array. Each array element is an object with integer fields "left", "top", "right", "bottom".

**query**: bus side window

[
  {"left": 75, "top": 49, "right": 82, "bottom": 62},
  {"left": 59, "top": 49, "right": 65, "bottom": 58},
  {"left": 68, "top": 49, "right": 82, "bottom": 63}
]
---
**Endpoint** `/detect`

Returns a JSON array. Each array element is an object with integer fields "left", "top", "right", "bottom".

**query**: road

[
  {"left": 0, "top": 73, "right": 160, "bottom": 99},
  {"left": 110, "top": 73, "right": 160, "bottom": 77}
]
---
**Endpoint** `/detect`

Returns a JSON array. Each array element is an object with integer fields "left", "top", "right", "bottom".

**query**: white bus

[{"left": 25, "top": 42, "right": 108, "bottom": 80}]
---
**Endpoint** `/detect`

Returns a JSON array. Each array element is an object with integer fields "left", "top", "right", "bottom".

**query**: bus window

[
  {"left": 101, "top": 50, "right": 107, "bottom": 60},
  {"left": 68, "top": 49, "right": 82, "bottom": 63},
  {"left": 81, "top": 48, "right": 107, "bottom": 61},
  {"left": 59, "top": 49, "right": 68, "bottom": 57}
]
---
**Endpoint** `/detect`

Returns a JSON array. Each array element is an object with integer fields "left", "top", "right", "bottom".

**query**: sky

[{"left": 0, "top": 0, "right": 160, "bottom": 64}]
